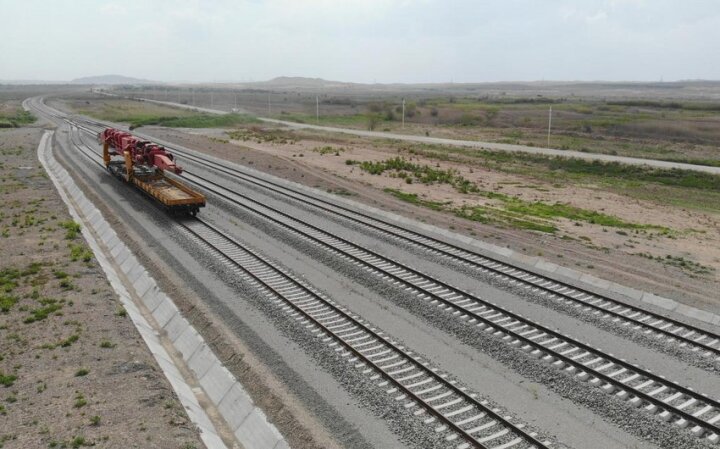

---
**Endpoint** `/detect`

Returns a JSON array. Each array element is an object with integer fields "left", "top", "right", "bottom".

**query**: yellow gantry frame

[
  {"left": 102, "top": 142, "right": 110, "bottom": 166},
  {"left": 103, "top": 141, "right": 134, "bottom": 180},
  {"left": 123, "top": 151, "right": 133, "bottom": 180}
]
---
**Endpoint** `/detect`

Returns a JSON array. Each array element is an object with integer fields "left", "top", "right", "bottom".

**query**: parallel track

[
  {"left": 176, "top": 168, "right": 720, "bottom": 443},
  {"left": 65, "top": 102, "right": 720, "bottom": 361},
  {"left": 53, "top": 109, "right": 554, "bottom": 449},
  {"left": 148, "top": 150, "right": 720, "bottom": 360},
  {"left": 180, "top": 218, "right": 552, "bottom": 449},
  {"left": 38, "top": 98, "right": 720, "bottom": 444}
]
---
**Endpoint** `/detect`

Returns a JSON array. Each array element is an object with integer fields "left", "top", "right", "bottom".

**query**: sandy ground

[
  {"left": 141, "top": 125, "right": 720, "bottom": 314},
  {"left": 0, "top": 126, "right": 204, "bottom": 448}
]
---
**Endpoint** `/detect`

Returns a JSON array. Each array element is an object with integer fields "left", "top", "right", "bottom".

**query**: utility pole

[
  {"left": 316, "top": 95, "right": 319, "bottom": 124},
  {"left": 547, "top": 106, "right": 553, "bottom": 148},
  {"left": 401, "top": 98, "right": 406, "bottom": 129}
]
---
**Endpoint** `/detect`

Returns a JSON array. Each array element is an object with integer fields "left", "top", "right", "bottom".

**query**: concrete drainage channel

[{"left": 37, "top": 130, "right": 290, "bottom": 449}]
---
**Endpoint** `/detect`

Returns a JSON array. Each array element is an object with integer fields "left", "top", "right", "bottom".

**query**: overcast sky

[{"left": 1, "top": 0, "right": 718, "bottom": 83}]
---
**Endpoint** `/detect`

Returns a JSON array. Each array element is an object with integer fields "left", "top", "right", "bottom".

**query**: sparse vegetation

[
  {"left": 361, "top": 158, "right": 664, "bottom": 232},
  {"left": 69, "top": 244, "right": 93, "bottom": 263},
  {"left": 72, "top": 98, "right": 258, "bottom": 129},
  {"left": 313, "top": 146, "right": 345, "bottom": 155},
  {"left": 59, "top": 221, "right": 81, "bottom": 240},
  {"left": 0, "top": 295, "right": 18, "bottom": 313},
  {"left": 226, "top": 128, "right": 295, "bottom": 144},
  {"left": 383, "top": 189, "right": 447, "bottom": 211},
  {"left": 128, "top": 113, "right": 258, "bottom": 130},
  {"left": 0, "top": 372, "right": 17, "bottom": 388},
  {"left": 0, "top": 110, "right": 36, "bottom": 128},
  {"left": 24, "top": 299, "right": 63, "bottom": 323},
  {"left": 0, "top": 95, "right": 204, "bottom": 449},
  {"left": 73, "top": 393, "right": 87, "bottom": 408},
  {"left": 399, "top": 142, "right": 720, "bottom": 212},
  {"left": 352, "top": 157, "right": 480, "bottom": 194}
]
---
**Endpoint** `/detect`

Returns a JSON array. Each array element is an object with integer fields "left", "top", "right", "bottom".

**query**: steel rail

[
  {"left": 180, "top": 218, "right": 551, "bottom": 449},
  {"left": 61, "top": 118, "right": 551, "bottom": 449},
  {"left": 52, "top": 105, "right": 720, "bottom": 442},
  {"left": 145, "top": 142, "right": 720, "bottom": 359},
  {"left": 59, "top": 101, "right": 718, "bottom": 362},
  {"left": 176, "top": 168, "right": 720, "bottom": 441}
]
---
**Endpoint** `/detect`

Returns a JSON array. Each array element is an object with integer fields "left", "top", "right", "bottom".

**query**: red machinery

[
  {"left": 98, "top": 127, "right": 205, "bottom": 215},
  {"left": 99, "top": 128, "right": 182, "bottom": 174}
]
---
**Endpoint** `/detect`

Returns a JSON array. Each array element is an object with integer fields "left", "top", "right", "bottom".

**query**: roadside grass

[
  {"left": 494, "top": 194, "right": 666, "bottom": 230},
  {"left": 635, "top": 252, "right": 713, "bottom": 276},
  {"left": 383, "top": 188, "right": 448, "bottom": 210},
  {"left": 350, "top": 157, "right": 480, "bottom": 193},
  {"left": 226, "top": 128, "right": 296, "bottom": 144},
  {"left": 24, "top": 299, "right": 63, "bottom": 323},
  {"left": 276, "top": 113, "right": 369, "bottom": 127},
  {"left": 0, "top": 295, "right": 18, "bottom": 313},
  {"left": 59, "top": 221, "right": 81, "bottom": 239},
  {"left": 0, "top": 372, "right": 16, "bottom": 388},
  {"left": 69, "top": 244, "right": 93, "bottom": 263},
  {"left": 362, "top": 158, "right": 666, "bottom": 232},
  {"left": 0, "top": 110, "right": 36, "bottom": 128},
  {"left": 73, "top": 99, "right": 258, "bottom": 129},
  {"left": 397, "top": 143, "right": 720, "bottom": 212},
  {"left": 73, "top": 393, "right": 87, "bottom": 408},
  {"left": 127, "top": 113, "right": 259, "bottom": 129},
  {"left": 313, "top": 146, "right": 345, "bottom": 155}
]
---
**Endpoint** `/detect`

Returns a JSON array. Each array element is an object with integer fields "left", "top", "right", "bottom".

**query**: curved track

[
  {"left": 62, "top": 101, "right": 720, "bottom": 361},
  {"left": 32, "top": 97, "right": 720, "bottom": 445},
  {"left": 55, "top": 116, "right": 554, "bottom": 449}
]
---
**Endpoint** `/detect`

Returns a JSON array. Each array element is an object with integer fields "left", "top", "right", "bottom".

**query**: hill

[{"left": 70, "top": 74, "right": 157, "bottom": 85}]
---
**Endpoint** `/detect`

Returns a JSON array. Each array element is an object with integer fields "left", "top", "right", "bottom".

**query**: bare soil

[
  {"left": 142, "top": 126, "right": 720, "bottom": 314},
  {"left": 0, "top": 125, "right": 204, "bottom": 448}
]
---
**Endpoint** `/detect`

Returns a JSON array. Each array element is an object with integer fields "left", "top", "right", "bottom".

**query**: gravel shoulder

[{"left": 0, "top": 124, "right": 204, "bottom": 448}]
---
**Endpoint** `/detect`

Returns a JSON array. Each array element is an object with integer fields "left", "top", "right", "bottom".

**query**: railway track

[
  {"left": 38, "top": 99, "right": 720, "bottom": 444},
  {"left": 59, "top": 120, "right": 556, "bottom": 449},
  {"left": 62, "top": 102, "right": 720, "bottom": 362},
  {"left": 179, "top": 218, "right": 553, "bottom": 449},
  {"left": 142, "top": 148, "right": 720, "bottom": 360},
  {"left": 176, "top": 168, "right": 720, "bottom": 443}
]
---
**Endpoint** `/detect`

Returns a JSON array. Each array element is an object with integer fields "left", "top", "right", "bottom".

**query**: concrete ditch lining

[{"left": 37, "top": 130, "right": 290, "bottom": 449}]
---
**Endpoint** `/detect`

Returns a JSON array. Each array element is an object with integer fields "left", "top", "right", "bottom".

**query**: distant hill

[
  {"left": 261, "top": 76, "right": 357, "bottom": 89},
  {"left": 70, "top": 74, "right": 157, "bottom": 85}
]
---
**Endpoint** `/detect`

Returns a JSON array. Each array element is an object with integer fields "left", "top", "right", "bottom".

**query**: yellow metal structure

[{"left": 102, "top": 137, "right": 205, "bottom": 214}]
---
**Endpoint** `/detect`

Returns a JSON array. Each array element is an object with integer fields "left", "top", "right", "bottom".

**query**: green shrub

[
  {"left": 59, "top": 221, "right": 81, "bottom": 240},
  {"left": 0, "top": 372, "right": 17, "bottom": 387}
]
